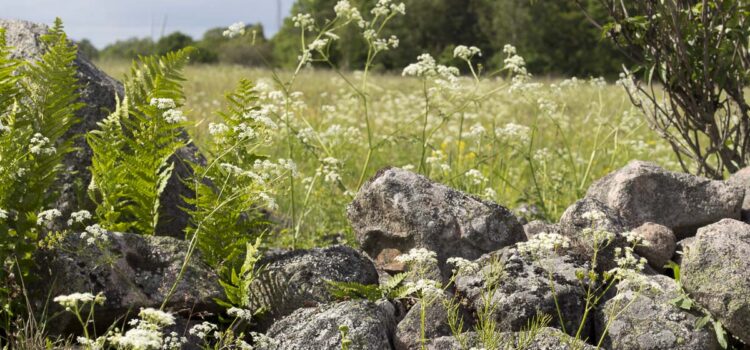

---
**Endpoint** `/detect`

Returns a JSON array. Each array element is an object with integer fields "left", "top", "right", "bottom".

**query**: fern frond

[{"left": 325, "top": 279, "right": 382, "bottom": 302}]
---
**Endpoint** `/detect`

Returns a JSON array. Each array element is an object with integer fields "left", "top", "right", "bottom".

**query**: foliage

[
  {"left": 326, "top": 272, "right": 409, "bottom": 301},
  {"left": 87, "top": 48, "right": 191, "bottom": 235},
  {"left": 0, "top": 18, "right": 82, "bottom": 319},
  {"left": 593, "top": 0, "right": 750, "bottom": 178}
]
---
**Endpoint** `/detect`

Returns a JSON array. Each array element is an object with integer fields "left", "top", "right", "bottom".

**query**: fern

[
  {"left": 87, "top": 49, "right": 191, "bottom": 235},
  {"left": 0, "top": 19, "right": 82, "bottom": 316},
  {"left": 186, "top": 79, "right": 274, "bottom": 270},
  {"left": 326, "top": 272, "right": 409, "bottom": 302}
]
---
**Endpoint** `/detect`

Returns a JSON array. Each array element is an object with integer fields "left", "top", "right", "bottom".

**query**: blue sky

[{"left": 0, "top": 0, "right": 294, "bottom": 48}]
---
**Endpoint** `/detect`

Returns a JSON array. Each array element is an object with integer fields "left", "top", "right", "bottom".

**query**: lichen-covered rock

[
  {"left": 428, "top": 328, "right": 595, "bottom": 350},
  {"left": 727, "top": 167, "right": 750, "bottom": 222},
  {"left": 586, "top": 160, "right": 743, "bottom": 238},
  {"left": 681, "top": 219, "right": 750, "bottom": 343},
  {"left": 394, "top": 296, "right": 470, "bottom": 350},
  {"left": 264, "top": 300, "right": 396, "bottom": 350},
  {"left": 632, "top": 222, "right": 676, "bottom": 271},
  {"left": 559, "top": 198, "right": 628, "bottom": 271},
  {"left": 596, "top": 274, "right": 718, "bottom": 350},
  {"left": 34, "top": 231, "right": 221, "bottom": 333},
  {"left": 348, "top": 167, "right": 525, "bottom": 278},
  {"left": 523, "top": 220, "right": 561, "bottom": 239},
  {"left": 454, "top": 248, "right": 589, "bottom": 338},
  {"left": 254, "top": 245, "right": 379, "bottom": 323},
  {"left": 0, "top": 19, "right": 202, "bottom": 238}
]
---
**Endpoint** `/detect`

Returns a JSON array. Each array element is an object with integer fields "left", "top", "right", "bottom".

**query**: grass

[{"left": 96, "top": 60, "right": 678, "bottom": 248}]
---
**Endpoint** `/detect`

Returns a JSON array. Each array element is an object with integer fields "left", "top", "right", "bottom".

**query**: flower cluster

[
  {"left": 446, "top": 257, "right": 480, "bottom": 275},
  {"left": 163, "top": 109, "right": 187, "bottom": 124},
  {"left": 517, "top": 232, "right": 571, "bottom": 258},
  {"left": 149, "top": 98, "right": 176, "bottom": 110},
  {"left": 227, "top": 307, "right": 255, "bottom": 322},
  {"left": 372, "top": 0, "right": 406, "bottom": 17},
  {"left": 403, "top": 278, "right": 443, "bottom": 299},
  {"left": 0, "top": 208, "right": 7, "bottom": 220},
  {"left": 67, "top": 209, "right": 92, "bottom": 226},
  {"left": 54, "top": 292, "right": 106, "bottom": 310},
  {"left": 223, "top": 22, "right": 246, "bottom": 38},
  {"left": 108, "top": 308, "right": 180, "bottom": 350},
  {"left": 395, "top": 248, "right": 438, "bottom": 266},
  {"left": 453, "top": 45, "right": 481, "bottom": 61},
  {"left": 292, "top": 13, "right": 315, "bottom": 31},
  {"left": 334, "top": 0, "right": 366, "bottom": 27},
  {"left": 29, "top": 133, "right": 56, "bottom": 155},
  {"left": 37, "top": 208, "right": 62, "bottom": 226},
  {"left": 80, "top": 223, "right": 109, "bottom": 246}
]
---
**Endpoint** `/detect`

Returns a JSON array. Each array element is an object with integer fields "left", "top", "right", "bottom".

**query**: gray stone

[
  {"left": 428, "top": 328, "right": 595, "bottom": 350},
  {"left": 454, "top": 248, "right": 589, "bottom": 339},
  {"left": 34, "top": 230, "right": 222, "bottom": 334},
  {"left": 264, "top": 300, "right": 396, "bottom": 350},
  {"left": 681, "top": 219, "right": 750, "bottom": 344},
  {"left": 596, "top": 274, "right": 718, "bottom": 350},
  {"left": 254, "top": 245, "right": 379, "bottom": 323},
  {"left": 395, "top": 296, "right": 470, "bottom": 350},
  {"left": 0, "top": 19, "right": 202, "bottom": 238},
  {"left": 523, "top": 220, "right": 561, "bottom": 239},
  {"left": 673, "top": 237, "right": 695, "bottom": 266},
  {"left": 585, "top": 160, "right": 743, "bottom": 238},
  {"left": 632, "top": 222, "right": 676, "bottom": 271},
  {"left": 559, "top": 198, "right": 628, "bottom": 271},
  {"left": 727, "top": 167, "right": 750, "bottom": 222},
  {"left": 348, "top": 167, "right": 525, "bottom": 279}
]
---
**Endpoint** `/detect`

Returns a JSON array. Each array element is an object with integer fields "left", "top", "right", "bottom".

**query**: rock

[
  {"left": 348, "top": 167, "right": 525, "bottom": 278},
  {"left": 681, "top": 219, "right": 750, "bottom": 343},
  {"left": 596, "top": 274, "right": 719, "bottom": 350},
  {"left": 454, "top": 248, "right": 589, "bottom": 338},
  {"left": 0, "top": 19, "right": 201, "bottom": 238},
  {"left": 34, "top": 230, "right": 222, "bottom": 334},
  {"left": 558, "top": 198, "right": 628, "bottom": 271},
  {"left": 252, "top": 245, "right": 379, "bottom": 326},
  {"left": 727, "top": 167, "right": 750, "bottom": 222},
  {"left": 632, "top": 222, "right": 676, "bottom": 271},
  {"left": 263, "top": 300, "right": 396, "bottom": 350},
  {"left": 428, "top": 328, "right": 595, "bottom": 350},
  {"left": 585, "top": 160, "right": 743, "bottom": 238},
  {"left": 523, "top": 220, "right": 561, "bottom": 239},
  {"left": 394, "top": 296, "right": 470, "bottom": 350},
  {"left": 673, "top": 237, "right": 695, "bottom": 266}
]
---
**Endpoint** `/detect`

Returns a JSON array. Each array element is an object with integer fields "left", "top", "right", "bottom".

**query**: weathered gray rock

[
  {"left": 673, "top": 237, "right": 695, "bottom": 266},
  {"left": 681, "top": 219, "right": 750, "bottom": 343},
  {"left": 455, "top": 248, "right": 589, "bottom": 338},
  {"left": 253, "top": 245, "right": 379, "bottom": 323},
  {"left": 596, "top": 274, "right": 719, "bottom": 350},
  {"left": 264, "top": 300, "right": 396, "bottom": 350},
  {"left": 348, "top": 167, "right": 525, "bottom": 278},
  {"left": 395, "top": 296, "right": 470, "bottom": 350},
  {"left": 727, "top": 167, "right": 750, "bottom": 222},
  {"left": 34, "top": 231, "right": 221, "bottom": 333},
  {"left": 0, "top": 19, "right": 201, "bottom": 238},
  {"left": 559, "top": 198, "right": 628, "bottom": 271},
  {"left": 632, "top": 222, "right": 676, "bottom": 271},
  {"left": 523, "top": 220, "right": 561, "bottom": 239},
  {"left": 428, "top": 328, "right": 595, "bottom": 350},
  {"left": 586, "top": 160, "right": 743, "bottom": 238}
]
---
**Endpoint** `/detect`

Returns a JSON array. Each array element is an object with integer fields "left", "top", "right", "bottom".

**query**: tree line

[{"left": 84, "top": 0, "right": 624, "bottom": 78}]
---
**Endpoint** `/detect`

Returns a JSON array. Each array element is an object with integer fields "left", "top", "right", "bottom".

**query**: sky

[{"left": 0, "top": 0, "right": 294, "bottom": 48}]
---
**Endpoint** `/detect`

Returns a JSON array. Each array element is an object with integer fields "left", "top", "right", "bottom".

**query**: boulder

[
  {"left": 727, "top": 167, "right": 750, "bottom": 222},
  {"left": 585, "top": 160, "right": 743, "bottom": 238},
  {"left": 428, "top": 328, "right": 595, "bottom": 350},
  {"left": 681, "top": 219, "right": 750, "bottom": 343},
  {"left": 523, "top": 220, "right": 561, "bottom": 239},
  {"left": 596, "top": 274, "right": 719, "bottom": 350},
  {"left": 454, "top": 248, "right": 589, "bottom": 338},
  {"left": 558, "top": 198, "right": 628, "bottom": 271},
  {"left": 394, "top": 296, "right": 470, "bottom": 350},
  {"left": 263, "top": 300, "right": 396, "bottom": 350},
  {"left": 34, "top": 230, "right": 222, "bottom": 334},
  {"left": 348, "top": 167, "right": 525, "bottom": 278},
  {"left": 673, "top": 237, "right": 695, "bottom": 266},
  {"left": 0, "top": 19, "right": 201, "bottom": 238},
  {"left": 252, "top": 245, "right": 379, "bottom": 326},
  {"left": 632, "top": 222, "right": 676, "bottom": 271}
]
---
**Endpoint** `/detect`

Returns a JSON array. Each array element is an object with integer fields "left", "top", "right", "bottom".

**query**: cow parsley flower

[
  {"left": 227, "top": 307, "right": 255, "bottom": 321},
  {"left": 29, "top": 133, "right": 55, "bottom": 155},
  {"left": 163, "top": 109, "right": 186, "bottom": 124},
  {"left": 396, "top": 248, "right": 438, "bottom": 266},
  {"left": 465, "top": 169, "right": 487, "bottom": 185},
  {"left": 517, "top": 232, "right": 571, "bottom": 258},
  {"left": 109, "top": 328, "right": 162, "bottom": 350},
  {"left": 447, "top": 257, "right": 480, "bottom": 275},
  {"left": 453, "top": 45, "right": 482, "bottom": 60},
  {"left": 67, "top": 210, "right": 92, "bottom": 226},
  {"left": 208, "top": 122, "right": 229, "bottom": 136},
  {"left": 54, "top": 292, "right": 106, "bottom": 309},
  {"left": 149, "top": 98, "right": 176, "bottom": 110},
  {"left": 189, "top": 322, "right": 218, "bottom": 340},
  {"left": 138, "top": 308, "right": 175, "bottom": 327},
  {"left": 503, "top": 44, "right": 517, "bottom": 55},
  {"left": 308, "top": 38, "right": 329, "bottom": 52},
  {"left": 504, "top": 54, "right": 528, "bottom": 75},
  {"left": 80, "top": 224, "right": 109, "bottom": 245},
  {"left": 293, "top": 13, "right": 315, "bottom": 31},
  {"left": 223, "top": 22, "right": 246, "bottom": 38},
  {"left": 233, "top": 123, "right": 257, "bottom": 140},
  {"left": 404, "top": 279, "right": 443, "bottom": 299},
  {"left": 162, "top": 332, "right": 186, "bottom": 350},
  {"left": 0, "top": 208, "right": 7, "bottom": 220},
  {"left": 37, "top": 208, "right": 62, "bottom": 226}
]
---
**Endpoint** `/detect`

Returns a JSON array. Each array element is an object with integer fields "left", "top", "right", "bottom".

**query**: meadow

[{"left": 96, "top": 60, "right": 678, "bottom": 248}]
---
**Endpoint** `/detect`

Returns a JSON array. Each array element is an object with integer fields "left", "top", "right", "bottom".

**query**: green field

[{"left": 97, "top": 60, "right": 678, "bottom": 248}]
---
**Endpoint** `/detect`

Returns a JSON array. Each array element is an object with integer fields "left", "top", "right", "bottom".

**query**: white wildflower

[
  {"left": 404, "top": 279, "right": 443, "bottom": 299},
  {"left": 162, "top": 109, "right": 186, "bottom": 124},
  {"left": 67, "top": 210, "right": 92, "bottom": 226},
  {"left": 37, "top": 208, "right": 62, "bottom": 226},
  {"left": 53, "top": 292, "right": 105, "bottom": 309},
  {"left": 208, "top": 122, "right": 229, "bottom": 136},
  {"left": 109, "top": 328, "right": 162, "bottom": 350},
  {"left": 0, "top": 208, "right": 7, "bottom": 220},
  {"left": 395, "top": 248, "right": 438, "bottom": 266},
  {"left": 227, "top": 307, "right": 255, "bottom": 321},
  {"left": 446, "top": 257, "right": 480, "bottom": 275},
  {"left": 453, "top": 45, "right": 482, "bottom": 60},
  {"left": 81, "top": 224, "right": 109, "bottom": 246},
  {"left": 503, "top": 44, "right": 517, "bottom": 55},
  {"left": 308, "top": 38, "right": 329, "bottom": 52},
  {"left": 189, "top": 322, "right": 218, "bottom": 340},
  {"left": 293, "top": 13, "right": 315, "bottom": 31},
  {"left": 223, "top": 22, "right": 246, "bottom": 38},
  {"left": 233, "top": 123, "right": 257, "bottom": 140},
  {"left": 465, "top": 169, "right": 487, "bottom": 185},
  {"left": 138, "top": 308, "right": 175, "bottom": 328},
  {"left": 517, "top": 232, "right": 571, "bottom": 257},
  {"left": 29, "top": 133, "right": 55, "bottom": 155},
  {"left": 149, "top": 98, "right": 176, "bottom": 110}
]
